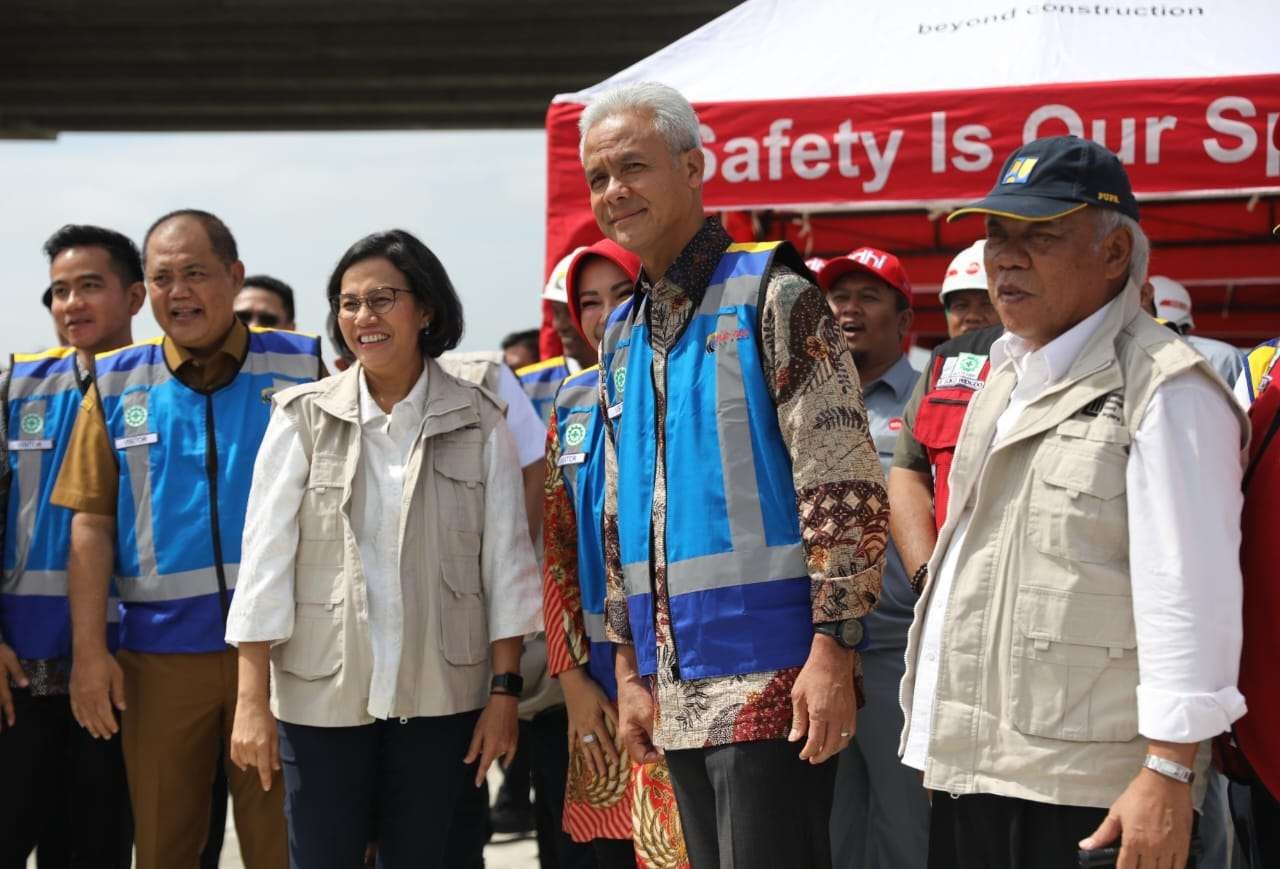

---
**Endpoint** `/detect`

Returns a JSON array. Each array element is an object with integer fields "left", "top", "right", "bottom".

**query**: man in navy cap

[{"left": 898, "top": 136, "right": 1248, "bottom": 869}]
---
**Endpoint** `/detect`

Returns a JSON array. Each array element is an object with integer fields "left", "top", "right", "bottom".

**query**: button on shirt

[
  {"left": 903, "top": 297, "right": 1246, "bottom": 770},
  {"left": 862, "top": 354, "right": 920, "bottom": 652}
]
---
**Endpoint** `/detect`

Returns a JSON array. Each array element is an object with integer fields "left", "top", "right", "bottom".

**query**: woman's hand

[
  {"left": 560, "top": 666, "right": 620, "bottom": 778},
  {"left": 464, "top": 693, "right": 519, "bottom": 787},
  {"left": 230, "top": 693, "right": 279, "bottom": 791}
]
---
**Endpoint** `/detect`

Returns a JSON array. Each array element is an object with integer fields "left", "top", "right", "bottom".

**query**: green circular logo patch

[
  {"left": 123, "top": 405, "right": 148, "bottom": 429},
  {"left": 564, "top": 422, "right": 587, "bottom": 447},
  {"left": 20, "top": 412, "right": 42, "bottom": 435},
  {"left": 613, "top": 367, "right": 626, "bottom": 392}
]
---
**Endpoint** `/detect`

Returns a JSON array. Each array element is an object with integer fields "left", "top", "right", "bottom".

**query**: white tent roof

[{"left": 557, "top": 0, "right": 1279, "bottom": 104}]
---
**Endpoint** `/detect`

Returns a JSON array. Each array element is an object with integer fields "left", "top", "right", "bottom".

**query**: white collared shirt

[{"left": 903, "top": 297, "right": 1246, "bottom": 770}]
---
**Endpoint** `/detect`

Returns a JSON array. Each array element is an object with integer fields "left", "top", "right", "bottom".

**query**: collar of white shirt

[
  {"left": 990, "top": 294, "right": 1120, "bottom": 393},
  {"left": 358, "top": 362, "right": 431, "bottom": 430}
]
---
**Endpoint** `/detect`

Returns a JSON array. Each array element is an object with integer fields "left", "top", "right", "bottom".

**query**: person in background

[
  {"left": 816, "top": 247, "right": 929, "bottom": 869},
  {"left": 226, "top": 228, "right": 541, "bottom": 868},
  {"left": 543, "top": 237, "right": 688, "bottom": 868},
  {"left": 518, "top": 251, "right": 596, "bottom": 425},
  {"left": 1146, "top": 275, "right": 1243, "bottom": 386},
  {"left": 901, "top": 135, "right": 1247, "bottom": 869},
  {"left": 235, "top": 275, "right": 297, "bottom": 331},
  {"left": 1, "top": 224, "right": 145, "bottom": 869},
  {"left": 53, "top": 209, "right": 321, "bottom": 869},
  {"left": 503, "top": 328, "right": 542, "bottom": 372},
  {"left": 583, "top": 81, "right": 887, "bottom": 869},
  {"left": 938, "top": 240, "right": 1001, "bottom": 339},
  {"left": 888, "top": 243, "right": 1004, "bottom": 590}
]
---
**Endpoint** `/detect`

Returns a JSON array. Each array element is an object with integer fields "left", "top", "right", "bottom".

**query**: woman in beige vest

[{"left": 223, "top": 229, "right": 541, "bottom": 868}]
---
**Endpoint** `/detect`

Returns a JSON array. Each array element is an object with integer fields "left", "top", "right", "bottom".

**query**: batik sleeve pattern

[
  {"left": 600, "top": 373, "right": 633, "bottom": 644},
  {"left": 542, "top": 409, "right": 590, "bottom": 677},
  {"left": 760, "top": 268, "right": 888, "bottom": 624}
]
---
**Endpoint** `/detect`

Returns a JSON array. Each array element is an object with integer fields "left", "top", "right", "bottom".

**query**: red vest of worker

[
  {"left": 1230, "top": 374, "right": 1280, "bottom": 799},
  {"left": 912, "top": 325, "right": 1001, "bottom": 530}
]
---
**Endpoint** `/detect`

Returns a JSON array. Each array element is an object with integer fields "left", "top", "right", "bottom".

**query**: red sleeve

[{"left": 542, "top": 409, "right": 590, "bottom": 677}]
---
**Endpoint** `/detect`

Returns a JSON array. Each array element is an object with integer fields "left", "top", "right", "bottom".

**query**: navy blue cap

[{"left": 948, "top": 135, "right": 1139, "bottom": 223}]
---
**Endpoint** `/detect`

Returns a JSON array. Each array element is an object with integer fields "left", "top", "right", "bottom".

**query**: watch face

[{"left": 840, "top": 620, "right": 864, "bottom": 648}]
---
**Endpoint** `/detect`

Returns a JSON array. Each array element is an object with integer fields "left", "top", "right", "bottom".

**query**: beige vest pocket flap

[
  {"left": 1009, "top": 588, "right": 1139, "bottom": 743},
  {"left": 278, "top": 604, "right": 343, "bottom": 681}
]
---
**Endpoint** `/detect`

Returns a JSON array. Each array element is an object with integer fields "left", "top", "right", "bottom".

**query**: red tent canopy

[{"left": 543, "top": 0, "right": 1280, "bottom": 353}]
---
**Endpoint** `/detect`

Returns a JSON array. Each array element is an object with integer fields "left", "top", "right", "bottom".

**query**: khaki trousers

[{"left": 118, "top": 649, "right": 286, "bottom": 869}]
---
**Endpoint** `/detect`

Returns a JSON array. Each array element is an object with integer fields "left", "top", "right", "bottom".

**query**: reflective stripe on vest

[
  {"left": 2, "top": 348, "right": 120, "bottom": 658},
  {"left": 517, "top": 356, "right": 571, "bottom": 425},
  {"left": 95, "top": 329, "right": 321, "bottom": 653},
  {"left": 601, "top": 242, "right": 811, "bottom": 680},
  {"left": 552, "top": 365, "right": 616, "bottom": 698}
]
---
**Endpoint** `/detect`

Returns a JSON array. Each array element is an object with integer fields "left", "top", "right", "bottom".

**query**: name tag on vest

[
  {"left": 7, "top": 439, "right": 53, "bottom": 451},
  {"left": 114, "top": 432, "right": 159, "bottom": 449},
  {"left": 557, "top": 452, "right": 587, "bottom": 467},
  {"left": 607, "top": 403, "right": 623, "bottom": 420}
]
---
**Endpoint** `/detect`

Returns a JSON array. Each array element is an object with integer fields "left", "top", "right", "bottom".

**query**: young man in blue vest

[
  {"left": 1, "top": 224, "right": 145, "bottom": 868},
  {"left": 581, "top": 81, "right": 888, "bottom": 869},
  {"left": 816, "top": 247, "right": 930, "bottom": 869},
  {"left": 52, "top": 210, "right": 322, "bottom": 869}
]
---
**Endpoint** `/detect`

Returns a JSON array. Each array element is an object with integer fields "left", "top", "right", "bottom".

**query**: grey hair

[
  {"left": 1093, "top": 207, "right": 1149, "bottom": 285},
  {"left": 578, "top": 81, "right": 701, "bottom": 162}
]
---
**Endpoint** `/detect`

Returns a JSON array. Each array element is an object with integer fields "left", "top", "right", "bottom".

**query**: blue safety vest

[
  {"left": 94, "top": 328, "right": 321, "bottom": 654},
  {"left": 517, "top": 355, "right": 573, "bottom": 425},
  {"left": 551, "top": 365, "right": 616, "bottom": 698},
  {"left": 600, "top": 242, "right": 812, "bottom": 680},
  {"left": 2, "top": 348, "right": 120, "bottom": 659}
]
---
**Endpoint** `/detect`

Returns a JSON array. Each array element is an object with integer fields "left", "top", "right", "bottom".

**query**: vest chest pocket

[
  {"left": 433, "top": 430, "right": 484, "bottom": 534},
  {"left": 1029, "top": 439, "right": 1128, "bottom": 564},
  {"left": 299, "top": 455, "right": 345, "bottom": 543},
  {"left": 440, "top": 528, "right": 487, "bottom": 666},
  {"left": 1008, "top": 587, "right": 1139, "bottom": 743}
]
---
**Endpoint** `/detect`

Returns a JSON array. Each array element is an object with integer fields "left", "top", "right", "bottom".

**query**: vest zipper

[{"left": 204, "top": 393, "right": 230, "bottom": 623}]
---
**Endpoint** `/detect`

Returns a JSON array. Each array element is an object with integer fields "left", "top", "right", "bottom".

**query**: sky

[{"left": 0, "top": 130, "right": 550, "bottom": 364}]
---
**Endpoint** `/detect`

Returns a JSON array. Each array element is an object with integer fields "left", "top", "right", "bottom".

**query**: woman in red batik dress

[{"left": 542, "top": 239, "right": 688, "bottom": 869}]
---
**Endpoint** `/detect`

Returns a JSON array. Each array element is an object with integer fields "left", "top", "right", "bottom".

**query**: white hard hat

[
  {"left": 805, "top": 257, "right": 828, "bottom": 275},
  {"left": 1150, "top": 275, "right": 1194, "bottom": 330},
  {"left": 940, "top": 240, "right": 988, "bottom": 300},
  {"left": 542, "top": 248, "right": 587, "bottom": 304}
]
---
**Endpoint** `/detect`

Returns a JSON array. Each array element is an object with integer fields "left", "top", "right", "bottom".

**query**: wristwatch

[
  {"left": 490, "top": 672, "right": 524, "bottom": 698},
  {"left": 1143, "top": 754, "right": 1195, "bottom": 784},
  {"left": 814, "top": 619, "right": 866, "bottom": 651}
]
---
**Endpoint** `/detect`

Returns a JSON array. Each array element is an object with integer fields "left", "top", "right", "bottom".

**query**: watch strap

[{"left": 1143, "top": 754, "right": 1195, "bottom": 784}]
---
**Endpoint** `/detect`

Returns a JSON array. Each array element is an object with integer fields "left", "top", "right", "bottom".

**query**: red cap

[
  {"left": 565, "top": 238, "right": 642, "bottom": 342},
  {"left": 817, "top": 246, "right": 912, "bottom": 304}
]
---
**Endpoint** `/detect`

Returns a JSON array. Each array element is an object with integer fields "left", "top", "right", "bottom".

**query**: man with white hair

[
  {"left": 900, "top": 136, "right": 1248, "bottom": 869},
  {"left": 581, "top": 81, "right": 887, "bottom": 868}
]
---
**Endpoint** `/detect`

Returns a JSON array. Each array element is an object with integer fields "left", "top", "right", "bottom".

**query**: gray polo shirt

[{"left": 861, "top": 354, "right": 920, "bottom": 653}]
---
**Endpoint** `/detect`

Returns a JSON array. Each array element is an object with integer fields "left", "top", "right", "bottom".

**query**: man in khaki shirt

[{"left": 53, "top": 209, "right": 321, "bottom": 869}]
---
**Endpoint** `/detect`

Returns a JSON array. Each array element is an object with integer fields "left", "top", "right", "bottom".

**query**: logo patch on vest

[
  {"left": 260, "top": 386, "right": 278, "bottom": 404},
  {"left": 705, "top": 327, "right": 750, "bottom": 353},
  {"left": 613, "top": 367, "right": 626, "bottom": 393},
  {"left": 123, "top": 405, "right": 148, "bottom": 429},
  {"left": 20, "top": 412, "right": 42, "bottom": 435},
  {"left": 564, "top": 422, "right": 587, "bottom": 447},
  {"left": 1080, "top": 391, "right": 1125, "bottom": 424},
  {"left": 935, "top": 353, "right": 987, "bottom": 390}
]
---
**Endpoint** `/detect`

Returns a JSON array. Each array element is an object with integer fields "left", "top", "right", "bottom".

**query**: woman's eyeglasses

[{"left": 332, "top": 287, "right": 410, "bottom": 318}]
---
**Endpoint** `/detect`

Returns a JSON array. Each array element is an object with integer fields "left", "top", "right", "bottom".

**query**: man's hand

[
  {"left": 464, "top": 693, "right": 519, "bottom": 787},
  {"left": 788, "top": 634, "right": 855, "bottom": 764},
  {"left": 615, "top": 646, "right": 660, "bottom": 764},
  {"left": 69, "top": 648, "right": 125, "bottom": 739},
  {"left": 230, "top": 694, "right": 280, "bottom": 791},
  {"left": 0, "top": 643, "right": 29, "bottom": 731},
  {"left": 1080, "top": 761, "right": 1194, "bottom": 869}
]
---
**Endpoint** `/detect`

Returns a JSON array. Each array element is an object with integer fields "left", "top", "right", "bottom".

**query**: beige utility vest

[
  {"left": 268, "top": 359, "right": 505, "bottom": 727},
  {"left": 899, "top": 285, "right": 1246, "bottom": 809}
]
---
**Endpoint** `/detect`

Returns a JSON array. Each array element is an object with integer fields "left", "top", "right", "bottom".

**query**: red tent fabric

[{"left": 542, "top": 0, "right": 1280, "bottom": 354}]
